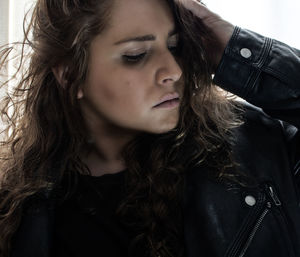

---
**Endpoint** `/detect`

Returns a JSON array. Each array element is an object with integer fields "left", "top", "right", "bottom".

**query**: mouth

[{"left": 153, "top": 92, "right": 180, "bottom": 108}]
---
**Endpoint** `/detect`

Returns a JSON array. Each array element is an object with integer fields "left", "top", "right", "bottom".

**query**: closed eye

[
  {"left": 123, "top": 52, "right": 147, "bottom": 63},
  {"left": 122, "top": 43, "right": 180, "bottom": 65}
]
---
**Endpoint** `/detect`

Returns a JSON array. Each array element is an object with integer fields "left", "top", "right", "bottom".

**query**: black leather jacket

[{"left": 11, "top": 27, "right": 300, "bottom": 257}]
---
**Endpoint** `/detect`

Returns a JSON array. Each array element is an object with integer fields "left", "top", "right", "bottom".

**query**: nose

[{"left": 156, "top": 51, "right": 182, "bottom": 86}]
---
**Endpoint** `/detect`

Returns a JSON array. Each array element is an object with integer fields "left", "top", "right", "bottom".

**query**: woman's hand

[{"left": 174, "top": 0, "right": 235, "bottom": 67}]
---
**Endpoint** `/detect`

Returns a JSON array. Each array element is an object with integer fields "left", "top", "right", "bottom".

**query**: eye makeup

[{"left": 121, "top": 34, "right": 180, "bottom": 65}]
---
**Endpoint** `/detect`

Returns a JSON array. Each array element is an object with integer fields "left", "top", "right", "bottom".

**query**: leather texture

[
  {"left": 184, "top": 27, "right": 300, "bottom": 257},
  {"left": 11, "top": 27, "right": 300, "bottom": 257},
  {"left": 184, "top": 105, "right": 300, "bottom": 257}
]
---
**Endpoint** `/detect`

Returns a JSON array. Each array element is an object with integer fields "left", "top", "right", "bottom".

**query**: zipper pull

[{"left": 267, "top": 185, "right": 282, "bottom": 206}]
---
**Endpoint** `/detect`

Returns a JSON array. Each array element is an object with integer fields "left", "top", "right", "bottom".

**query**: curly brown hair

[{"left": 0, "top": 0, "right": 243, "bottom": 256}]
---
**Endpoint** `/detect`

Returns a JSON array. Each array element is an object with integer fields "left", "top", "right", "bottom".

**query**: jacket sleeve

[
  {"left": 213, "top": 26, "right": 300, "bottom": 128},
  {"left": 212, "top": 26, "right": 300, "bottom": 186}
]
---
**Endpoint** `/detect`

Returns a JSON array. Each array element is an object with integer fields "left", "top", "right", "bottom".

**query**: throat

[
  {"left": 90, "top": 161, "right": 126, "bottom": 177},
  {"left": 81, "top": 150, "right": 126, "bottom": 177}
]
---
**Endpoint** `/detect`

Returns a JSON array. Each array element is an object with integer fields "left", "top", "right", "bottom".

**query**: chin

[{"left": 147, "top": 118, "right": 179, "bottom": 134}]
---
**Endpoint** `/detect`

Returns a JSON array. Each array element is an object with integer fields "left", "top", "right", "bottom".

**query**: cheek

[
  {"left": 109, "top": 67, "right": 151, "bottom": 101},
  {"left": 88, "top": 70, "right": 150, "bottom": 111},
  {"left": 115, "top": 80, "right": 151, "bottom": 115},
  {"left": 99, "top": 82, "right": 119, "bottom": 102}
]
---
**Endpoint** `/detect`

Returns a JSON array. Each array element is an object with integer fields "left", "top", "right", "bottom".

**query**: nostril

[
  {"left": 162, "top": 78, "right": 173, "bottom": 84},
  {"left": 156, "top": 55, "right": 183, "bottom": 85}
]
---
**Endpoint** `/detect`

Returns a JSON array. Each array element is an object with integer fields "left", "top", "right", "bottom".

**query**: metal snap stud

[
  {"left": 240, "top": 48, "right": 252, "bottom": 58},
  {"left": 245, "top": 195, "right": 256, "bottom": 206}
]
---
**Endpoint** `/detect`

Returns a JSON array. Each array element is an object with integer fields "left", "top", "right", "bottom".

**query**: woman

[{"left": 0, "top": 0, "right": 299, "bottom": 256}]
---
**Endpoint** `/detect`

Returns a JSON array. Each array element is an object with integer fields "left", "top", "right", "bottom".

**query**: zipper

[
  {"left": 266, "top": 185, "right": 282, "bottom": 206},
  {"left": 237, "top": 202, "right": 271, "bottom": 257},
  {"left": 227, "top": 184, "right": 283, "bottom": 257},
  {"left": 294, "top": 160, "right": 300, "bottom": 176},
  {"left": 237, "top": 185, "right": 282, "bottom": 257},
  {"left": 265, "top": 184, "right": 296, "bottom": 257},
  {"left": 226, "top": 191, "right": 267, "bottom": 257}
]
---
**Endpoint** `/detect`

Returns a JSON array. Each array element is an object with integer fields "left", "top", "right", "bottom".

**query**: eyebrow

[{"left": 114, "top": 29, "right": 178, "bottom": 45}]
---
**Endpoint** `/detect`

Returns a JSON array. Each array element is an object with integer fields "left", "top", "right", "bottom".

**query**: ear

[
  {"left": 52, "top": 65, "right": 68, "bottom": 88},
  {"left": 77, "top": 87, "right": 84, "bottom": 99},
  {"left": 52, "top": 66, "right": 84, "bottom": 99}
]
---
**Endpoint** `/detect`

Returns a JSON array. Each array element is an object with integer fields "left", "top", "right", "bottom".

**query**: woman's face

[{"left": 79, "top": 0, "right": 183, "bottom": 135}]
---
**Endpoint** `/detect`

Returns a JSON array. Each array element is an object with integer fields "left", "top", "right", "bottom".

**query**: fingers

[
  {"left": 173, "top": 0, "right": 235, "bottom": 68},
  {"left": 174, "top": 0, "right": 205, "bottom": 8}
]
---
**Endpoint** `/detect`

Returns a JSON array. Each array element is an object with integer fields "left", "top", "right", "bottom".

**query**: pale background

[
  {"left": 1, "top": 0, "right": 300, "bottom": 48},
  {"left": 206, "top": 0, "right": 300, "bottom": 49}
]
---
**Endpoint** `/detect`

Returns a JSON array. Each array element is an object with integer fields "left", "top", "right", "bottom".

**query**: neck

[{"left": 81, "top": 114, "right": 138, "bottom": 177}]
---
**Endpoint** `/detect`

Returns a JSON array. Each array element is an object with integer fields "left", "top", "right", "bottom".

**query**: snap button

[
  {"left": 240, "top": 48, "right": 252, "bottom": 58},
  {"left": 245, "top": 195, "right": 256, "bottom": 206}
]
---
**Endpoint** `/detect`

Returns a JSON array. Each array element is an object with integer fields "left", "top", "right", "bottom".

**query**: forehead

[{"left": 105, "top": 0, "right": 175, "bottom": 39}]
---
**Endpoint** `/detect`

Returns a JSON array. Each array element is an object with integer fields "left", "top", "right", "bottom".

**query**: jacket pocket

[{"left": 225, "top": 182, "right": 296, "bottom": 257}]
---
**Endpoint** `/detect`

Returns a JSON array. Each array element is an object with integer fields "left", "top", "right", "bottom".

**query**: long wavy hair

[{"left": 0, "top": 0, "right": 243, "bottom": 256}]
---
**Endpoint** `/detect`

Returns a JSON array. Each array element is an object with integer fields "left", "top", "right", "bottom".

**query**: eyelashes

[
  {"left": 123, "top": 52, "right": 147, "bottom": 63},
  {"left": 122, "top": 45, "right": 180, "bottom": 64}
]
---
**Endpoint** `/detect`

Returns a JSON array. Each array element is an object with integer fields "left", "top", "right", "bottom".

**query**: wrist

[{"left": 213, "top": 23, "right": 235, "bottom": 68}]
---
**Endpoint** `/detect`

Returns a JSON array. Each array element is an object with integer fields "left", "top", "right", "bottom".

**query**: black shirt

[{"left": 52, "top": 171, "right": 133, "bottom": 257}]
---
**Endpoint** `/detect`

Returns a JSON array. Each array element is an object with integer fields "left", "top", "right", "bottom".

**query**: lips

[{"left": 154, "top": 92, "right": 180, "bottom": 107}]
